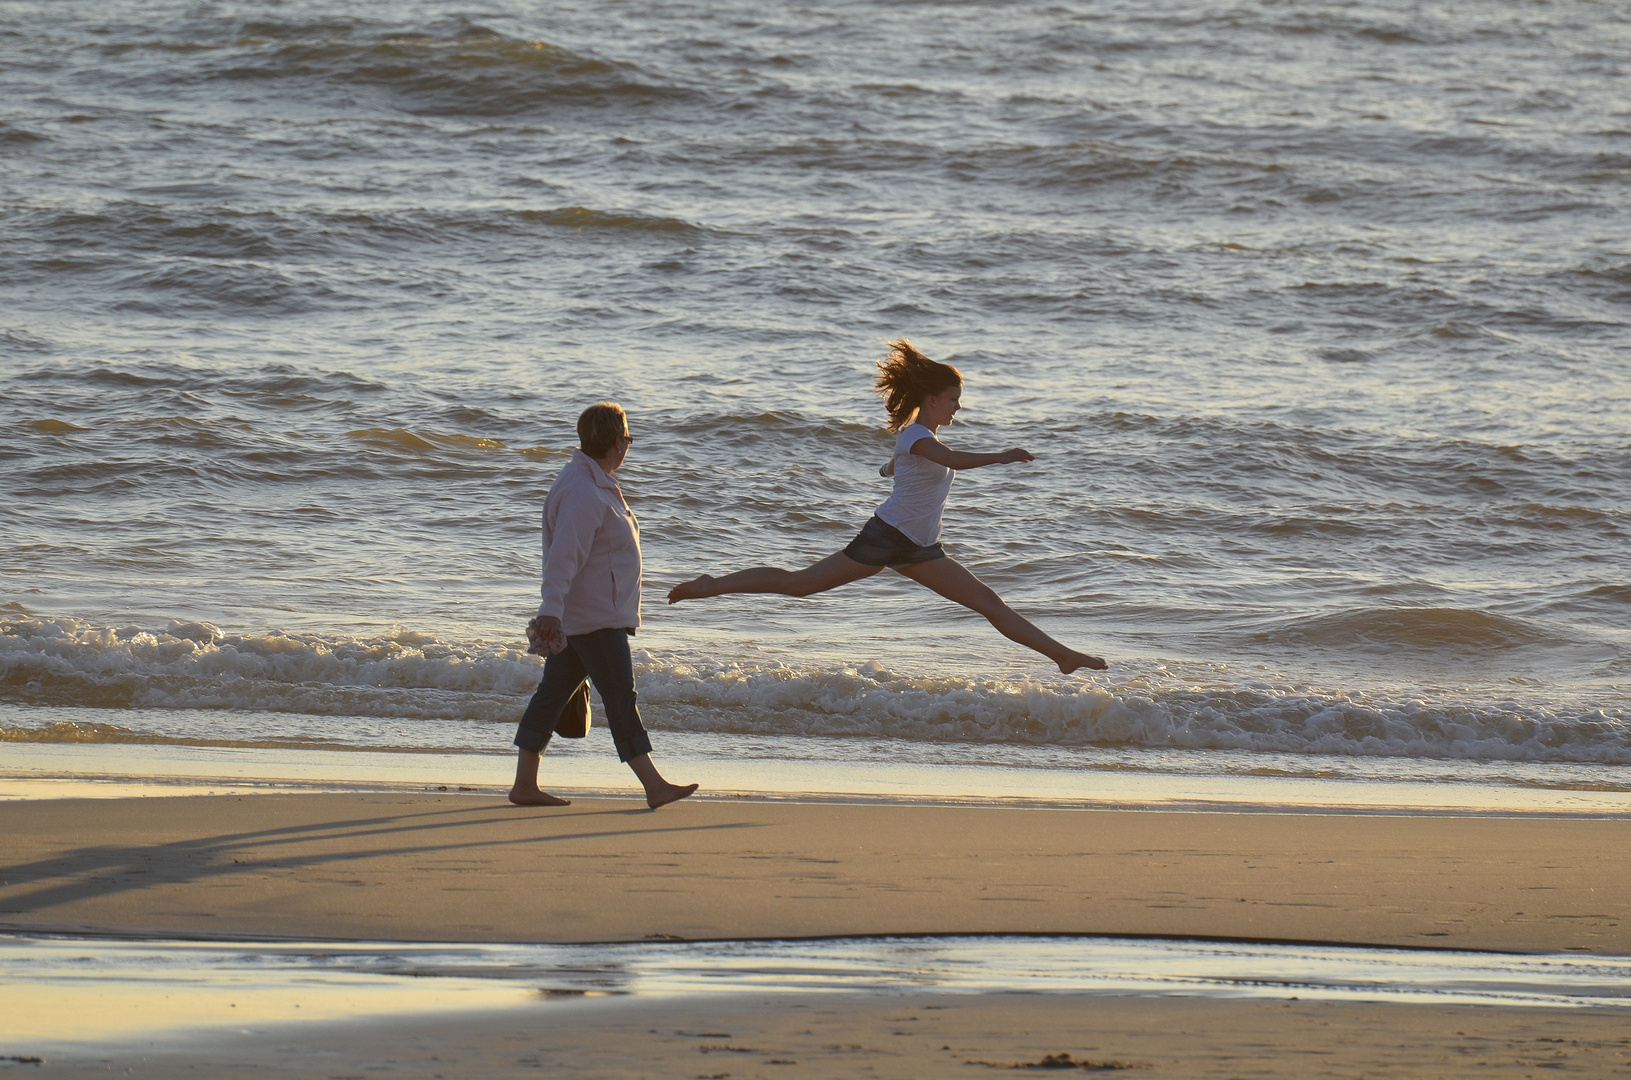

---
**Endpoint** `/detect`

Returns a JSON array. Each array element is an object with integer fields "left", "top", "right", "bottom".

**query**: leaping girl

[{"left": 667, "top": 340, "right": 1107, "bottom": 673}]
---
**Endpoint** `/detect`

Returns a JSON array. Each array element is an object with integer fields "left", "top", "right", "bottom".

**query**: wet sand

[
  {"left": 2, "top": 792, "right": 1627, "bottom": 951},
  {"left": 26, "top": 991, "right": 1631, "bottom": 1079},
  {"left": 6, "top": 793, "right": 1631, "bottom": 1077}
]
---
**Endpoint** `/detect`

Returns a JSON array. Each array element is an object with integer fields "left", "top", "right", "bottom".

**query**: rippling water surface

[{"left": 2, "top": 0, "right": 1627, "bottom": 784}]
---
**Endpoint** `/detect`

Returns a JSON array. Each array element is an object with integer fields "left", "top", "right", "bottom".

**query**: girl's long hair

[{"left": 874, "top": 339, "right": 962, "bottom": 432}]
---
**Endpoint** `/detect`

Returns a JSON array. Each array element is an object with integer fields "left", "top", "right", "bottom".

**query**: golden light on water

[{"left": 0, "top": 974, "right": 530, "bottom": 1043}]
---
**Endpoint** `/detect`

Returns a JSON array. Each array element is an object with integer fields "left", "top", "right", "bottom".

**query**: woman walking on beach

[
  {"left": 511, "top": 402, "right": 698, "bottom": 809},
  {"left": 669, "top": 341, "right": 1107, "bottom": 674}
]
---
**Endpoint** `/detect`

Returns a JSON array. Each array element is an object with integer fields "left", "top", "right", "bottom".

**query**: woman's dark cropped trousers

[{"left": 513, "top": 626, "right": 653, "bottom": 762}]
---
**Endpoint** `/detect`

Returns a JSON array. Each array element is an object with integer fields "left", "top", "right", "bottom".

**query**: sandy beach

[
  {"left": 5, "top": 793, "right": 1631, "bottom": 1076},
  {"left": 3, "top": 793, "right": 1627, "bottom": 951},
  {"left": 23, "top": 991, "right": 1631, "bottom": 1079}
]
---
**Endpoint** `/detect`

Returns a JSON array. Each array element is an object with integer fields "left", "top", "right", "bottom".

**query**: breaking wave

[
  {"left": 3, "top": 616, "right": 1626, "bottom": 764},
  {"left": 0, "top": 617, "right": 539, "bottom": 722}
]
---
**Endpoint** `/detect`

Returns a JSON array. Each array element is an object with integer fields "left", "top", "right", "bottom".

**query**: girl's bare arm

[{"left": 911, "top": 436, "right": 1033, "bottom": 470}]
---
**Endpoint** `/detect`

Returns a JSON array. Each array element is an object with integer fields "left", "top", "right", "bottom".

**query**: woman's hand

[
  {"left": 999, "top": 447, "right": 1035, "bottom": 464},
  {"left": 526, "top": 615, "right": 568, "bottom": 655}
]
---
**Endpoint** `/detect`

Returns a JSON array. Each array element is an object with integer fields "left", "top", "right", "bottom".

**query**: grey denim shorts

[{"left": 842, "top": 514, "right": 947, "bottom": 568}]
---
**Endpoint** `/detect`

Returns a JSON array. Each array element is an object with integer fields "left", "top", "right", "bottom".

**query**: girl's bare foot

[
  {"left": 666, "top": 575, "right": 715, "bottom": 604},
  {"left": 645, "top": 781, "right": 699, "bottom": 809},
  {"left": 508, "top": 787, "right": 571, "bottom": 807},
  {"left": 1058, "top": 650, "right": 1108, "bottom": 674}
]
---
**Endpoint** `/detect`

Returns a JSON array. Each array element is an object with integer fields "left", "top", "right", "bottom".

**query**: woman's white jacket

[{"left": 535, "top": 449, "right": 642, "bottom": 636}]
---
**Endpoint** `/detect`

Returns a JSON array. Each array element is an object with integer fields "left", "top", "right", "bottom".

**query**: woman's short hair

[{"left": 577, "top": 401, "right": 628, "bottom": 458}]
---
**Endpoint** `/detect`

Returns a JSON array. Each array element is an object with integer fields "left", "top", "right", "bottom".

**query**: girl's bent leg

[
  {"left": 668, "top": 551, "right": 882, "bottom": 603},
  {"left": 897, "top": 557, "right": 1108, "bottom": 673}
]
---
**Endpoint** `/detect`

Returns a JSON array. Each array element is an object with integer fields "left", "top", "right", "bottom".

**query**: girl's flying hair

[{"left": 874, "top": 339, "right": 963, "bottom": 432}]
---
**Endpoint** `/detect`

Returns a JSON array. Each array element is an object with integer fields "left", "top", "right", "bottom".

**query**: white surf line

[{"left": 6, "top": 741, "right": 1631, "bottom": 815}]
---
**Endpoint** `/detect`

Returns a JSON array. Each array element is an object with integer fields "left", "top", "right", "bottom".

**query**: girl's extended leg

[
  {"left": 668, "top": 551, "right": 883, "bottom": 603},
  {"left": 896, "top": 557, "right": 1107, "bottom": 673}
]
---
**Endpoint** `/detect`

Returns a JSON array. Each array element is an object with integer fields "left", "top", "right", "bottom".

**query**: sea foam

[{"left": 3, "top": 616, "right": 1625, "bottom": 764}]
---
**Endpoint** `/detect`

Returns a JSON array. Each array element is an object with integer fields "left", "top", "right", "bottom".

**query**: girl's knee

[
  {"left": 969, "top": 591, "right": 1009, "bottom": 619},
  {"left": 783, "top": 569, "right": 828, "bottom": 597}
]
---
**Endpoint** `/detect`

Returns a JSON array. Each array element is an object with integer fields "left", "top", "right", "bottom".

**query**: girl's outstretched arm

[{"left": 911, "top": 437, "right": 1034, "bottom": 471}]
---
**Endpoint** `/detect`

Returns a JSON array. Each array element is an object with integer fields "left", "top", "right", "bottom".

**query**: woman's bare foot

[
  {"left": 1058, "top": 649, "right": 1108, "bottom": 674},
  {"left": 666, "top": 575, "right": 715, "bottom": 604},
  {"left": 508, "top": 786, "right": 571, "bottom": 807},
  {"left": 509, "top": 749, "right": 569, "bottom": 805},
  {"left": 627, "top": 752, "right": 697, "bottom": 809},
  {"left": 645, "top": 781, "right": 699, "bottom": 810}
]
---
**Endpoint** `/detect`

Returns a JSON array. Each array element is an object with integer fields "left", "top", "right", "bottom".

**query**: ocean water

[{"left": 2, "top": 0, "right": 1628, "bottom": 798}]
